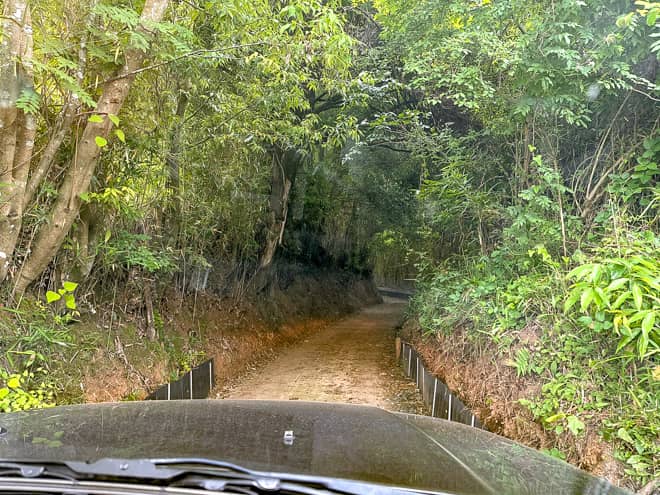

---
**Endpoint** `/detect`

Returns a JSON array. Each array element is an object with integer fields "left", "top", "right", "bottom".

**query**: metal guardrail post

[{"left": 398, "top": 341, "right": 483, "bottom": 430}]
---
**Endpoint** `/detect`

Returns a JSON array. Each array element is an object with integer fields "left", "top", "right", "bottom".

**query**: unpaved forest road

[{"left": 219, "top": 299, "right": 427, "bottom": 413}]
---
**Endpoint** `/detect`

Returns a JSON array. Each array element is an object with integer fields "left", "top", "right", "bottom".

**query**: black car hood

[{"left": 0, "top": 400, "right": 630, "bottom": 495}]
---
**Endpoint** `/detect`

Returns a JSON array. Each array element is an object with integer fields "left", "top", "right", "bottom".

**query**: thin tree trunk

[
  {"left": 165, "top": 90, "right": 188, "bottom": 236},
  {"left": 144, "top": 280, "right": 156, "bottom": 341},
  {"left": 23, "top": 101, "right": 78, "bottom": 209},
  {"left": 0, "top": 0, "right": 35, "bottom": 282},
  {"left": 259, "top": 148, "right": 300, "bottom": 270},
  {"left": 13, "top": 0, "right": 170, "bottom": 294}
]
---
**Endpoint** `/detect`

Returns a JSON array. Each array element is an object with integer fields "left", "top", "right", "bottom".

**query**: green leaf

[
  {"left": 606, "top": 278, "right": 629, "bottom": 292},
  {"left": 115, "top": 129, "right": 126, "bottom": 143},
  {"left": 62, "top": 281, "right": 78, "bottom": 292},
  {"left": 580, "top": 288, "right": 595, "bottom": 312},
  {"left": 542, "top": 447, "right": 566, "bottom": 460},
  {"left": 7, "top": 377, "right": 20, "bottom": 389},
  {"left": 612, "top": 291, "right": 631, "bottom": 309},
  {"left": 95, "top": 136, "right": 108, "bottom": 148},
  {"left": 627, "top": 310, "right": 648, "bottom": 324},
  {"left": 641, "top": 311, "right": 655, "bottom": 336},
  {"left": 631, "top": 284, "right": 643, "bottom": 310},
  {"left": 544, "top": 412, "right": 565, "bottom": 423},
  {"left": 0, "top": 388, "right": 8, "bottom": 399},
  {"left": 88, "top": 114, "right": 104, "bottom": 123},
  {"left": 566, "top": 415, "right": 585, "bottom": 436},
  {"left": 45, "top": 291, "right": 61, "bottom": 303},
  {"left": 647, "top": 10, "right": 657, "bottom": 26},
  {"left": 64, "top": 293, "right": 76, "bottom": 310},
  {"left": 617, "top": 330, "right": 639, "bottom": 353},
  {"left": 564, "top": 290, "right": 580, "bottom": 312},
  {"left": 617, "top": 427, "right": 634, "bottom": 444},
  {"left": 108, "top": 114, "right": 120, "bottom": 127},
  {"left": 105, "top": 230, "right": 112, "bottom": 243},
  {"left": 637, "top": 332, "right": 649, "bottom": 358},
  {"left": 593, "top": 287, "right": 608, "bottom": 308},
  {"left": 16, "top": 87, "right": 40, "bottom": 114},
  {"left": 567, "top": 264, "right": 594, "bottom": 281}
]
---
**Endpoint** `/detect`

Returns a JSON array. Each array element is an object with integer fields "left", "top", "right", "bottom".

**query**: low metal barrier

[
  {"left": 146, "top": 359, "right": 214, "bottom": 400},
  {"left": 400, "top": 341, "right": 484, "bottom": 429}
]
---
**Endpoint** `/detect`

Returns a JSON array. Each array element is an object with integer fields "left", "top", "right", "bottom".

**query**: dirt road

[{"left": 219, "top": 299, "right": 426, "bottom": 413}]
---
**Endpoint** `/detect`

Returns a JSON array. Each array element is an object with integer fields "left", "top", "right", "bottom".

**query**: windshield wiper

[
  {"left": 0, "top": 461, "right": 76, "bottom": 480},
  {"left": 0, "top": 458, "right": 431, "bottom": 495}
]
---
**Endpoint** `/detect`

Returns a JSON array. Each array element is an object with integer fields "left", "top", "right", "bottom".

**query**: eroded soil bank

[{"left": 399, "top": 319, "right": 636, "bottom": 491}]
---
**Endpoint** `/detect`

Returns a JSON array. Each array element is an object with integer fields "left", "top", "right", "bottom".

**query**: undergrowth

[
  {"left": 0, "top": 282, "right": 206, "bottom": 408},
  {"left": 412, "top": 149, "right": 659, "bottom": 486},
  {"left": 413, "top": 232, "right": 659, "bottom": 484},
  {"left": 0, "top": 283, "right": 80, "bottom": 412}
]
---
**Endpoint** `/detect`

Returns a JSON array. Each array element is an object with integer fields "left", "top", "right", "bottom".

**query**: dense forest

[{"left": 0, "top": 0, "right": 658, "bottom": 489}]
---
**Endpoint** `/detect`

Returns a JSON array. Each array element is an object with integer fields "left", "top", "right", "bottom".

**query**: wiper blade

[
  {"left": 0, "top": 462, "right": 75, "bottom": 481},
  {"left": 0, "top": 460, "right": 321, "bottom": 494},
  {"left": 149, "top": 457, "right": 260, "bottom": 476},
  {"left": 0, "top": 458, "right": 433, "bottom": 495}
]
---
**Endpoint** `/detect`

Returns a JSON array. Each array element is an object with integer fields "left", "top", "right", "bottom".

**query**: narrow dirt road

[{"left": 219, "top": 299, "right": 426, "bottom": 413}]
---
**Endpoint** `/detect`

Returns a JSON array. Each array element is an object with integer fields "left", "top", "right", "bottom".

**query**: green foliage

[
  {"left": 162, "top": 331, "right": 206, "bottom": 378},
  {"left": 375, "top": 0, "right": 656, "bottom": 129},
  {"left": 0, "top": 300, "right": 63, "bottom": 413},
  {"left": 0, "top": 370, "right": 55, "bottom": 413},
  {"left": 15, "top": 87, "right": 40, "bottom": 115},
  {"left": 412, "top": 215, "right": 659, "bottom": 484},
  {"left": 46, "top": 281, "right": 79, "bottom": 314},
  {"left": 565, "top": 240, "right": 660, "bottom": 359},
  {"left": 101, "top": 232, "right": 176, "bottom": 273},
  {"left": 606, "top": 368, "right": 659, "bottom": 480},
  {"left": 369, "top": 230, "right": 412, "bottom": 285},
  {"left": 609, "top": 137, "right": 660, "bottom": 218},
  {"left": 542, "top": 447, "right": 567, "bottom": 461}
]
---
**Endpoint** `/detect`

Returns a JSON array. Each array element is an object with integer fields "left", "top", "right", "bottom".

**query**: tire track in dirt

[{"left": 218, "top": 300, "right": 427, "bottom": 413}]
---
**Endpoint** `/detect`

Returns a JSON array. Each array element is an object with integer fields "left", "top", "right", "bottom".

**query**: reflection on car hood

[{"left": 0, "top": 400, "right": 630, "bottom": 495}]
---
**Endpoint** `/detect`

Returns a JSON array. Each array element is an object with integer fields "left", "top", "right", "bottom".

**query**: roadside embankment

[
  {"left": 399, "top": 319, "right": 631, "bottom": 490},
  {"left": 67, "top": 268, "right": 381, "bottom": 403}
]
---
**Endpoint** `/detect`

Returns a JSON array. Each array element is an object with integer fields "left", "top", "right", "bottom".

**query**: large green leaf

[
  {"left": 62, "top": 281, "right": 78, "bottom": 292},
  {"left": 45, "top": 291, "right": 61, "bottom": 303},
  {"left": 641, "top": 311, "right": 655, "bottom": 336}
]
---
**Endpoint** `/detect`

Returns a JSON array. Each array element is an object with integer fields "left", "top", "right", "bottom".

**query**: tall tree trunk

[
  {"left": 164, "top": 90, "right": 188, "bottom": 237},
  {"left": 0, "top": 0, "right": 35, "bottom": 282},
  {"left": 259, "top": 147, "right": 301, "bottom": 270},
  {"left": 13, "top": 0, "right": 170, "bottom": 294}
]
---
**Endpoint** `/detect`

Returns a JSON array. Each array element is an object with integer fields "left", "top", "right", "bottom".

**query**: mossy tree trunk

[
  {"left": 0, "top": 0, "right": 35, "bottom": 282},
  {"left": 13, "top": 0, "right": 170, "bottom": 294}
]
